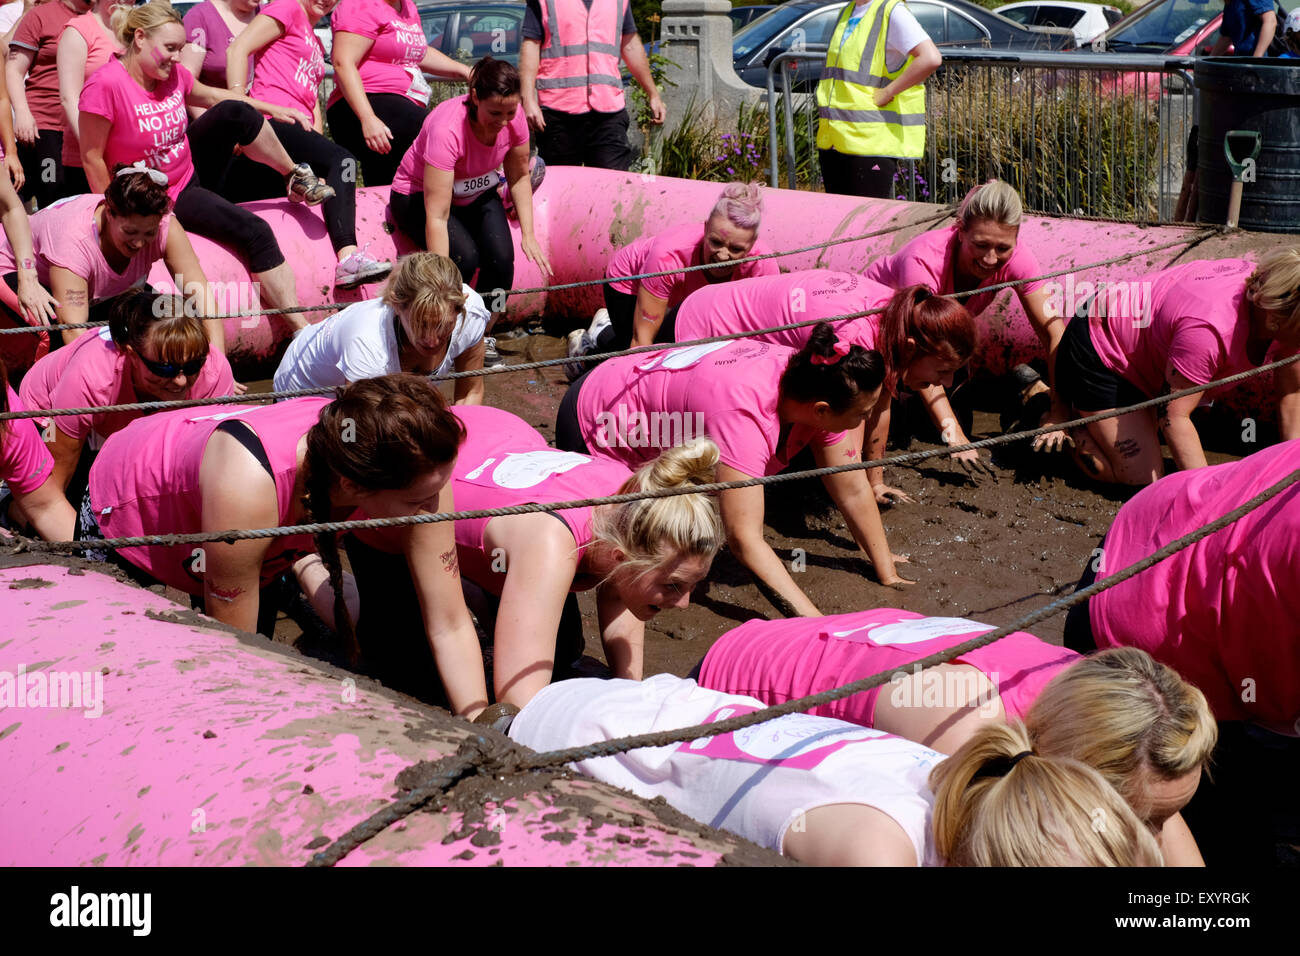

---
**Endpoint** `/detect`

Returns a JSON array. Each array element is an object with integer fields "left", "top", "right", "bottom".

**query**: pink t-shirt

[
  {"left": 326, "top": 0, "right": 429, "bottom": 108},
  {"left": 1089, "top": 440, "right": 1300, "bottom": 733},
  {"left": 251, "top": 0, "right": 327, "bottom": 117},
  {"left": 673, "top": 270, "right": 891, "bottom": 352},
  {"left": 576, "top": 339, "right": 845, "bottom": 478},
  {"left": 60, "top": 13, "right": 125, "bottom": 167},
  {"left": 449, "top": 405, "right": 632, "bottom": 596},
  {"left": 1, "top": 386, "right": 55, "bottom": 495},
  {"left": 699, "top": 607, "right": 1079, "bottom": 729},
  {"left": 0, "top": 194, "right": 172, "bottom": 323},
  {"left": 606, "top": 223, "right": 780, "bottom": 308},
  {"left": 19, "top": 325, "right": 235, "bottom": 446},
  {"left": 1085, "top": 258, "right": 1298, "bottom": 399},
  {"left": 865, "top": 223, "right": 1046, "bottom": 317},
  {"left": 10, "top": 0, "right": 76, "bottom": 130},
  {"left": 390, "top": 94, "right": 529, "bottom": 202},
  {"left": 88, "top": 399, "right": 330, "bottom": 595},
  {"left": 79, "top": 57, "right": 197, "bottom": 197}
]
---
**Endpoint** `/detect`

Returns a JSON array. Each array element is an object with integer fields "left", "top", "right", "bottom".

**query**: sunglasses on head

[{"left": 138, "top": 352, "right": 206, "bottom": 378}]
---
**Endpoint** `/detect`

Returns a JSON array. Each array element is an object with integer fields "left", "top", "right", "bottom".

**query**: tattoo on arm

[
  {"left": 439, "top": 547, "right": 460, "bottom": 576},
  {"left": 64, "top": 289, "right": 88, "bottom": 308},
  {"left": 1114, "top": 437, "right": 1142, "bottom": 459}
]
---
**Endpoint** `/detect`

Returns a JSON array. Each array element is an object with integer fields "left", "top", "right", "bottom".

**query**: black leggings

[
  {"left": 819, "top": 148, "right": 897, "bottom": 200},
  {"left": 555, "top": 369, "right": 592, "bottom": 454},
  {"left": 326, "top": 92, "right": 426, "bottom": 188},
  {"left": 17, "top": 129, "right": 70, "bottom": 210},
  {"left": 224, "top": 118, "right": 360, "bottom": 253},
  {"left": 175, "top": 101, "right": 285, "bottom": 274},
  {"left": 1062, "top": 538, "right": 1102, "bottom": 653},
  {"left": 388, "top": 188, "right": 514, "bottom": 296}
]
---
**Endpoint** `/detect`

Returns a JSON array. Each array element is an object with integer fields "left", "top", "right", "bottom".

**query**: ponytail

[
  {"left": 930, "top": 721, "right": 1165, "bottom": 866},
  {"left": 780, "top": 322, "right": 885, "bottom": 412},
  {"left": 590, "top": 438, "right": 724, "bottom": 581}
]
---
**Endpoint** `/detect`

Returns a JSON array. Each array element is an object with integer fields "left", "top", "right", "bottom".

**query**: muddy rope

[
  {"left": 306, "top": 465, "right": 1300, "bottom": 866},
  {"left": 0, "top": 218, "right": 1215, "bottom": 334},
  {"left": 11, "top": 348, "right": 1297, "bottom": 555},
  {"left": 0, "top": 231, "right": 1219, "bottom": 422}
]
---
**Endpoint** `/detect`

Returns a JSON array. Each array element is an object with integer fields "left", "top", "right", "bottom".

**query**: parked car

[
  {"left": 1085, "top": 0, "right": 1289, "bottom": 56},
  {"left": 994, "top": 2, "right": 1121, "bottom": 44},
  {"left": 732, "top": 0, "right": 1073, "bottom": 89}
]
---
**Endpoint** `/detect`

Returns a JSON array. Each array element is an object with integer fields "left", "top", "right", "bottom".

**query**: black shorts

[{"left": 1055, "top": 305, "right": 1150, "bottom": 412}]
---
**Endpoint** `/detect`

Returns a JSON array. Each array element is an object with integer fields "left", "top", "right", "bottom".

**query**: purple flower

[{"left": 727, "top": 167, "right": 736, "bottom": 175}]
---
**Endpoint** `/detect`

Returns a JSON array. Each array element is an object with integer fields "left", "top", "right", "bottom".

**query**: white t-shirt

[
  {"left": 841, "top": 1, "right": 930, "bottom": 73},
  {"left": 0, "top": 1, "right": 24, "bottom": 39},
  {"left": 272, "top": 289, "right": 489, "bottom": 392},
  {"left": 510, "top": 674, "right": 945, "bottom": 864}
]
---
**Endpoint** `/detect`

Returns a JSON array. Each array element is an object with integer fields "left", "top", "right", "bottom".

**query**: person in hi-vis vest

[
  {"left": 816, "top": 0, "right": 941, "bottom": 199},
  {"left": 519, "top": 0, "right": 664, "bottom": 171}
]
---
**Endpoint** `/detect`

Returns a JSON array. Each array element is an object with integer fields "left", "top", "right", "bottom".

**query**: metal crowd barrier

[{"left": 768, "top": 48, "right": 1197, "bottom": 223}]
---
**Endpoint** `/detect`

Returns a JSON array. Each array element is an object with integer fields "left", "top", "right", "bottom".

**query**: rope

[
  {"left": 0, "top": 231, "right": 1217, "bottom": 423},
  {"left": 13, "top": 348, "right": 1299, "bottom": 555},
  {"left": 0, "top": 207, "right": 956, "bottom": 333},
  {"left": 306, "top": 466, "right": 1300, "bottom": 865}
]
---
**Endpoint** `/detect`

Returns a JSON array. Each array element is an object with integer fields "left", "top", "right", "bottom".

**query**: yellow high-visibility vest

[{"left": 816, "top": 0, "right": 927, "bottom": 159}]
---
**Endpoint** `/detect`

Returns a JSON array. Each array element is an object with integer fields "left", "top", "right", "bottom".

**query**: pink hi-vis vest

[{"left": 537, "top": 0, "right": 628, "bottom": 113}]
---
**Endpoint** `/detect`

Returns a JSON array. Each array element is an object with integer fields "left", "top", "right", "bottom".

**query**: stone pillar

[{"left": 658, "top": 0, "right": 762, "bottom": 132}]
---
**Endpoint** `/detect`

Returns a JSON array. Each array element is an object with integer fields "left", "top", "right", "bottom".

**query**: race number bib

[
  {"left": 404, "top": 65, "right": 432, "bottom": 107},
  {"left": 453, "top": 170, "right": 500, "bottom": 201},
  {"left": 463, "top": 450, "right": 591, "bottom": 489},
  {"left": 830, "top": 616, "right": 993, "bottom": 645}
]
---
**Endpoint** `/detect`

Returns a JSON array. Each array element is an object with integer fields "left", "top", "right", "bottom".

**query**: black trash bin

[{"left": 1195, "top": 56, "right": 1300, "bottom": 233}]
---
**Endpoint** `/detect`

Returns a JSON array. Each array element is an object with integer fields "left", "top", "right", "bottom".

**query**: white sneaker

[
  {"left": 563, "top": 328, "right": 589, "bottom": 382},
  {"left": 483, "top": 336, "right": 502, "bottom": 367},
  {"left": 586, "top": 308, "right": 611, "bottom": 345}
]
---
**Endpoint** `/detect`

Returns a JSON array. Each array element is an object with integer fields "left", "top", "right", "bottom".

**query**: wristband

[{"left": 19, "top": 258, "right": 34, "bottom": 271}]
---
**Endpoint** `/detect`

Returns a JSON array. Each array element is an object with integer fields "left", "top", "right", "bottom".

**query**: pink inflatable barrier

[
  {"left": 0, "top": 563, "right": 781, "bottom": 867},
  {"left": 0, "top": 168, "right": 1291, "bottom": 411}
]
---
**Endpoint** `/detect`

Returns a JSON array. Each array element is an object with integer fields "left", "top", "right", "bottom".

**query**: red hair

[{"left": 874, "top": 285, "right": 978, "bottom": 394}]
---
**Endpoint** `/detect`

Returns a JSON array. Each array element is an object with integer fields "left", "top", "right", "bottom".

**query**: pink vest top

[
  {"left": 698, "top": 606, "right": 1080, "bottom": 727},
  {"left": 536, "top": 0, "right": 628, "bottom": 113},
  {"left": 88, "top": 399, "right": 330, "bottom": 594},
  {"left": 450, "top": 404, "right": 632, "bottom": 595}
]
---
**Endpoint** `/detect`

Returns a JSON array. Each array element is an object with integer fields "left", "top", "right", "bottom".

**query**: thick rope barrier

[
  {"left": 12, "top": 348, "right": 1298, "bottom": 555},
  {"left": 306, "top": 466, "right": 1300, "bottom": 865},
  {"left": 0, "top": 207, "right": 957, "bottom": 333},
  {"left": 0, "top": 231, "right": 1218, "bottom": 423}
]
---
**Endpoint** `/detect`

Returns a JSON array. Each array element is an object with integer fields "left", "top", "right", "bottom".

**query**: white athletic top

[
  {"left": 510, "top": 674, "right": 945, "bottom": 864},
  {"left": 272, "top": 291, "right": 489, "bottom": 391}
]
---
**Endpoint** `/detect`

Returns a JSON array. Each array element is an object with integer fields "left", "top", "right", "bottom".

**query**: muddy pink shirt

[
  {"left": 61, "top": 13, "right": 125, "bottom": 167},
  {"left": 576, "top": 340, "right": 846, "bottom": 477},
  {"left": 0, "top": 194, "right": 172, "bottom": 323},
  {"left": 390, "top": 94, "right": 529, "bottom": 202},
  {"left": 449, "top": 405, "right": 632, "bottom": 596},
  {"left": 1, "top": 386, "right": 54, "bottom": 494},
  {"left": 1085, "top": 259, "right": 1298, "bottom": 399},
  {"left": 251, "top": 0, "right": 326, "bottom": 116},
  {"left": 88, "top": 399, "right": 330, "bottom": 595},
  {"left": 606, "top": 223, "right": 780, "bottom": 308},
  {"left": 326, "top": 0, "right": 429, "bottom": 108},
  {"left": 19, "top": 325, "right": 234, "bottom": 446},
  {"left": 79, "top": 57, "right": 197, "bottom": 197},
  {"left": 674, "top": 270, "right": 891, "bottom": 351},
  {"left": 700, "top": 607, "right": 1079, "bottom": 729},
  {"left": 865, "top": 223, "right": 1046, "bottom": 317},
  {"left": 1090, "top": 440, "right": 1300, "bottom": 733}
]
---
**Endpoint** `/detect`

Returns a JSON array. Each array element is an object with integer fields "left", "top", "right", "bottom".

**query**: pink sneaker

[{"left": 334, "top": 248, "right": 392, "bottom": 289}]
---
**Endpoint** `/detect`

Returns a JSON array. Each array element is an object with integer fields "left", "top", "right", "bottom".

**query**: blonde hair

[
  {"left": 1026, "top": 647, "right": 1216, "bottom": 820},
  {"left": 383, "top": 253, "right": 468, "bottom": 341},
  {"left": 930, "top": 721, "right": 1165, "bottom": 867},
  {"left": 112, "top": 1, "right": 183, "bottom": 49},
  {"left": 709, "top": 181, "right": 763, "bottom": 233},
  {"left": 590, "top": 438, "right": 724, "bottom": 581},
  {"left": 957, "top": 180, "right": 1023, "bottom": 229},
  {"left": 1247, "top": 246, "right": 1300, "bottom": 337}
]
